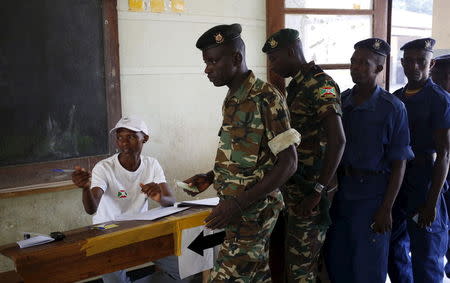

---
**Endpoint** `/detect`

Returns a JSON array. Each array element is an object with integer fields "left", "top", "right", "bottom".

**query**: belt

[{"left": 339, "top": 166, "right": 385, "bottom": 177}]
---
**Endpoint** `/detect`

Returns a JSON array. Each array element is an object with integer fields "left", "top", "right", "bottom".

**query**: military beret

[
  {"left": 354, "top": 38, "right": 390, "bottom": 57},
  {"left": 196, "top": 23, "right": 242, "bottom": 51},
  {"left": 262, "top": 28, "right": 299, "bottom": 53},
  {"left": 400, "top": 38, "right": 436, "bottom": 52},
  {"left": 434, "top": 54, "right": 450, "bottom": 66}
]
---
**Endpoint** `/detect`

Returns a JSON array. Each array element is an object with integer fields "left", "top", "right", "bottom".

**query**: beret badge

[
  {"left": 373, "top": 39, "right": 381, "bottom": 50},
  {"left": 269, "top": 38, "right": 278, "bottom": 48},
  {"left": 214, "top": 33, "right": 224, "bottom": 44},
  {"left": 425, "top": 40, "right": 432, "bottom": 49}
]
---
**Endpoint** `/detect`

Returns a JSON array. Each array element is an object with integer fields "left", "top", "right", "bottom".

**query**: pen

[{"left": 52, "top": 169, "right": 76, "bottom": 173}]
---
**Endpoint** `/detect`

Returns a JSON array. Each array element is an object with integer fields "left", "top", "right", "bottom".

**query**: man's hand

[
  {"left": 372, "top": 206, "right": 392, "bottom": 233},
  {"left": 72, "top": 166, "right": 91, "bottom": 190},
  {"left": 140, "top": 183, "right": 162, "bottom": 203},
  {"left": 183, "top": 172, "right": 213, "bottom": 196},
  {"left": 418, "top": 200, "right": 437, "bottom": 228},
  {"left": 205, "top": 199, "right": 242, "bottom": 229},
  {"left": 296, "top": 191, "right": 321, "bottom": 217}
]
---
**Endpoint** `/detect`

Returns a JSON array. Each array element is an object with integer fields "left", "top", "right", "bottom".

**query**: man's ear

[
  {"left": 429, "top": 58, "right": 436, "bottom": 70},
  {"left": 287, "top": 47, "right": 295, "bottom": 57},
  {"left": 233, "top": 51, "right": 243, "bottom": 66},
  {"left": 143, "top": 134, "right": 149, "bottom": 143},
  {"left": 375, "top": 64, "right": 384, "bottom": 74}
]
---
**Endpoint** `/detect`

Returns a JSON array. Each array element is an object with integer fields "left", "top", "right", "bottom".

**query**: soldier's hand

[
  {"left": 372, "top": 206, "right": 392, "bottom": 233},
  {"left": 140, "top": 182, "right": 162, "bottom": 203},
  {"left": 205, "top": 199, "right": 241, "bottom": 229},
  {"left": 72, "top": 166, "right": 91, "bottom": 190},
  {"left": 418, "top": 201, "right": 437, "bottom": 228},
  {"left": 183, "top": 173, "right": 213, "bottom": 196},
  {"left": 297, "top": 191, "right": 321, "bottom": 217}
]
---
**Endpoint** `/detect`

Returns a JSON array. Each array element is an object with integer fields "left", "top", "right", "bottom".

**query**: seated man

[{"left": 72, "top": 116, "right": 187, "bottom": 283}]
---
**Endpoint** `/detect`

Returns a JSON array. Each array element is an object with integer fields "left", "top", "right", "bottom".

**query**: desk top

[{"left": 0, "top": 207, "right": 211, "bottom": 283}]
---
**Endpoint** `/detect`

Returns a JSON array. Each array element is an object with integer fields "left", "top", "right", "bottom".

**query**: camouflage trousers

[
  {"left": 283, "top": 184, "right": 330, "bottom": 283},
  {"left": 209, "top": 199, "right": 282, "bottom": 283}
]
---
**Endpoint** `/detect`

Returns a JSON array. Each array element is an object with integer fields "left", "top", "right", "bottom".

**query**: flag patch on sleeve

[{"left": 319, "top": 86, "right": 337, "bottom": 98}]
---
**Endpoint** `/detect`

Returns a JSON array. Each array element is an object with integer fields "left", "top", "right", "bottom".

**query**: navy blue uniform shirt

[
  {"left": 394, "top": 78, "right": 450, "bottom": 155},
  {"left": 340, "top": 86, "right": 414, "bottom": 200}
]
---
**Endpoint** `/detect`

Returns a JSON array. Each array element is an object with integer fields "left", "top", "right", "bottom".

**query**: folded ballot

[
  {"left": 175, "top": 180, "right": 199, "bottom": 193},
  {"left": 17, "top": 235, "right": 54, "bottom": 248}
]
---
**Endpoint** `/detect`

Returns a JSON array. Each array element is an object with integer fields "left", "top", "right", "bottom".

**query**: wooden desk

[{"left": 0, "top": 207, "right": 211, "bottom": 283}]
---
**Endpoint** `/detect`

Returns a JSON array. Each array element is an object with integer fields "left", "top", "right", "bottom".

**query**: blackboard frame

[{"left": 0, "top": 0, "right": 121, "bottom": 194}]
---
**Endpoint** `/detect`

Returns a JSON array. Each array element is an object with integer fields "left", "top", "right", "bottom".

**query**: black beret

[
  {"left": 196, "top": 23, "right": 242, "bottom": 51},
  {"left": 400, "top": 38, "right": 436, "bottom": 52},
  {"left": 354, "top": 38, "right": 390, "bottom": 57},
  {"left": 434, "top": 54, "right": 450, "bottom": 66},
  {"left": 262, "top": 28, "right": 299, "bottom": 53}
]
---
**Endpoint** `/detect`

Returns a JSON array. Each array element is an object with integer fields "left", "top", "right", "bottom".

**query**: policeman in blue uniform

[
  {"left": 325, "top": 38, "right": 414, "bottom": 283},
  {"left": 389, "top": 38, "right": 450, "bottom": 283},
  {"left": 431, "top": 53, "right": 450, "bottom": 278}
]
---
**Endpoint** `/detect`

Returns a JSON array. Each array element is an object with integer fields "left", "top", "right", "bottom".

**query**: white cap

[{"left": 110, "top": 116, "right": 149, "bottom": 136}]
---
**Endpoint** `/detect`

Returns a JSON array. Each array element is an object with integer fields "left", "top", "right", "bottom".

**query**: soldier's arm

[
  {"left": 205, "top": 146, "right": 297, "bottom": 229},
  {"left": 237, "top": 145, "right": 297, "bottom": 209},
  {"left": 317, "top": 113, "right": 346, "bottom": 190}
]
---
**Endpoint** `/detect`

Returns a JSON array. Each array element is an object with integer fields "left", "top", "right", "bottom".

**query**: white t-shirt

[{"left": 90, "top": 154, "right": 166, "bottom": 224}]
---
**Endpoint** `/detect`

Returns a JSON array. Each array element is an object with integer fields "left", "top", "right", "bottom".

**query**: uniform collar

[
  {"left": 286, "top": 61, "right": 315, "bottom": 91},
  {"left": 403, "top": 78, "right": 433, "bottom": 97},
  {"left": 343, "top": 85, "right": 382, "bottom": 112},
  {"left": 226, "top": 71, "right": 257, "bottom": 102}
]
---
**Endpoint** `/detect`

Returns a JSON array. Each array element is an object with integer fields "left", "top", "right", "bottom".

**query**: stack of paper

[
  {"left": 115, "top": 206, "right": 189, "bottom": 221},
  {"left": 17, "top": 235, "right": 54, "bottom": 248}
]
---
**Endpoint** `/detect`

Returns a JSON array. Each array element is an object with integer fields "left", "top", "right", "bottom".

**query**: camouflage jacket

[
  {"left": 286, "top": 62, "right": 342, "bottom": 186},
  {"left": 213, "top": 71, "right": 299, "bottom": 214}
]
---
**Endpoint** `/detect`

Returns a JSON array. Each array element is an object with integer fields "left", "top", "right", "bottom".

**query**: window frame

[{"left": 266, "top": 0, "right": 389, "bottom": 91}]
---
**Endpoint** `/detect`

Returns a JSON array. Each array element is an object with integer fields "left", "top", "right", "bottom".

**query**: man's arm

[
  {"left": 205, "top": 145, "right": 297, "bottom": 229},
  {"left": 372, "top": 160, "right": 406, "bottom": 233},
  {"left": 297, "top": 113, "right": 346, "bottom": 217},
  {"left": 72, "top": 166, "right": 103, "bottom": 215},
  {"left": 419, "top": 128, "right": 450, "bottom": 227},
  {"left": 140, "top": 182, "right": 176, "bottom": 207}
]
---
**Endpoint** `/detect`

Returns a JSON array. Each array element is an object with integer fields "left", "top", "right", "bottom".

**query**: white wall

[
  {"left": 116, "top": 0, "right": 267, "bottom": 201},
  {"left": 0, "top": 0, "right": 267, "bottom": 272},
  {"left": 432, "top": 0, "right": 450, "bottom": 51}
]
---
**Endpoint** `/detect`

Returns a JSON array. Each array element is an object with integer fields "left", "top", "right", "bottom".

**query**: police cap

[
  {"left": 196, "top": 23, "right": 242, "bottom": 51},
  {"left": 354, "top": 38, "right": 390, "bottom": 57},
  {"left": 262, "top": 28, "right": 299, "bottom": 53},
  {"left": 400, "top": 38, "right": 436, "bottom": 52},
  {"left": 434, "top": 54, "right": 450, "bottom": 67}
]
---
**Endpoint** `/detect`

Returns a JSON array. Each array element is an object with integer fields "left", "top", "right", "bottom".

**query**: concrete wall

[
  {"left": 0, "top": 0, "right": 266, "bottom": 272},
  {"left": 432, "top": 0, "right": 450, "bottom": 54}
]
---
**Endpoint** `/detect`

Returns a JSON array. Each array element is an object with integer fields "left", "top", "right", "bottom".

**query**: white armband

[{"left": 268, "top": 128, "right": 301, "bottom": 156}]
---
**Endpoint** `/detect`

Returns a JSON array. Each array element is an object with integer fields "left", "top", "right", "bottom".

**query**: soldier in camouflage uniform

[
  {"left": 262, "top": 29, "right": 346, "bottom": 282},
  {"left": 182, "top": 24, "right": 301, "bottom": 282}
]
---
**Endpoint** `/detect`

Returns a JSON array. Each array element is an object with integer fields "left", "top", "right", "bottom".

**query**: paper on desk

[
  {"left": 17, "top": 235, "right": 55, "bottom": 248},
  {"left": 115, "top": 206, "right": 189, "bottom": 221},
  {"left": 175, "top": 197, "right": 219, "bottom": 207}
]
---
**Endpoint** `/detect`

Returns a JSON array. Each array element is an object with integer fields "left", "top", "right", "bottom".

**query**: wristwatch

[{"left": 313, "top": 182, "right": 326, "bottom": 194}]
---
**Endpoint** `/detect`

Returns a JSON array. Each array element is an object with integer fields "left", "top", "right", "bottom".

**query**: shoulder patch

[{"left": 319, "top": 85, "right": 337, "bottom": 98}]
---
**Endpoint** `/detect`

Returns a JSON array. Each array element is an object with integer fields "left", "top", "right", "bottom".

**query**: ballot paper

[
  {"left": 175, "top": 197, "right": 219, "bottom": 207},
  {"left": 115, "top": 206, "right": 189, "bottom": 221},
  {"left": 17, "top": 235, "right": 54, "bottom": 248}
]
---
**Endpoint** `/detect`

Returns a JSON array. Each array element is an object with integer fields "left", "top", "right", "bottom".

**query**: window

[
  {"left": 389, "top": 0, "right": 433, "bottom": 91},
  {"left": 267, "top": 0, "right": 388, "bottom": 91}
]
